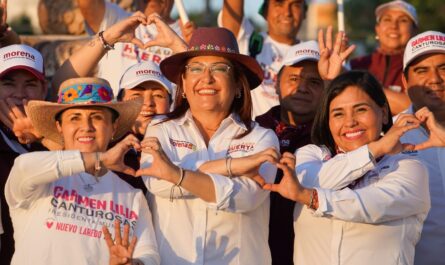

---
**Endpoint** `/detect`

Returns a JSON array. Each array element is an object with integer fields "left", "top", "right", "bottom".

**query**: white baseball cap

[
  {"left": 281, "top": 40, "right": 320, "bottom": 68},
  {"left": 119, "top": 61, "right": 172, "bottom": 94},
  {"left": 375, "top": 0, "right": 418, "bottom": 26},
  {"left": 403, "top": 31, "right": 445, "bottom": 71},
  {"left": 0, "top": 44, "right": 45, "bottom": 81}
]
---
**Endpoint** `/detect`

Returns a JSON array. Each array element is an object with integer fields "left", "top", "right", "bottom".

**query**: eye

[
  {"left": 332, "top": 112, "right": 343, "bottom": 118},
  {"left": 153, "top": 93, "right": 166, "bottom": 99},
  {"left": 186, "top": 63, "right": 205, "bottom": 74},
  {"left": 307, "top": 78, "right": 323, "bottom": 86},
  {"left": 210, "top": 64, "right": 231, "bottom": 74},
  {"left": 356, "top": 107, "right": 368, "bottom": 113}
]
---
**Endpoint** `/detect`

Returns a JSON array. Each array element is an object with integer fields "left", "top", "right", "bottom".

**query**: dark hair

[
  {"left": 261, "top": 0, "right": 308, "bottom": 18},
  {"left": 164, "top": 62, "right": 253, "bottom": 138},
  {"left": 55, "top": 107, "right": 119, "bottom": 124},
  {"left": 311, "top": 71, "right": 392, "bottom": 154}
]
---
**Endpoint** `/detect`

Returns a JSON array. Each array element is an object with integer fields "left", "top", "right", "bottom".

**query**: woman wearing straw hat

[
  {"left": 5, "top": 77, "right": 159, "bottom": 265},
  {"left": 135, "top": 15, "right": 279, "bottom": 265}
]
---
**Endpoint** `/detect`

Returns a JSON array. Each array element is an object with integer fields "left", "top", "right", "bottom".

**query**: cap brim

[
  {"left": 27, "top": 98, "right": 143, "bottom": 146},
  {"left": 160, "top": 50, "right": 263, "bottom": 89},
  {"left": 123, "top": 79, "right": 172, "bottom": 94},
  {"left": 0, "top": 65, "right": 45, "bottom": 81},
  {"left": 282, "top": 57, "right": 319, "bottom": 67},
  {"left": 404, "top": 49, "right": 445, "bottom": 71}
]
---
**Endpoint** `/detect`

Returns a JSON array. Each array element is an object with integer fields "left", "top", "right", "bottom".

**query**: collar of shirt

[{"left": 173, "top": 110, "right": 248, "bottom": 132}]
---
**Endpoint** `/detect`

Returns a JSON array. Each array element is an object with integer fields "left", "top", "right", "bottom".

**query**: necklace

[{"left": 79, "top": 173, "right": 99, "bottom": 192}]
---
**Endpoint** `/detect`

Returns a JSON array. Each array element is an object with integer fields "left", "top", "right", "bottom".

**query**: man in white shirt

[
  {"left": 219, "top": 0, "right": 307, "bottom": 117},
  {"left": 399, "top": 30, "right": 445, "bottom": 265},
  {"left": 76, "top": 0, "right": 194, "bottom": 94}
]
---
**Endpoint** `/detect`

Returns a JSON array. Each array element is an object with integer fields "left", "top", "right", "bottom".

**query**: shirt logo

[
  {"left": 169, "top": 138, "right": 196, "bottom": 151},
  {"left": 228, "top": 142, "right": 255, "bottom": 154}
]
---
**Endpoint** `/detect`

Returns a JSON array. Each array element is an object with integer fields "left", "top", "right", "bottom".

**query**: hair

[
  {"left": 311, "top": 70, "right": 392, "bottom": 154},
  {"left": 164, "top": 61, "right": 253, "bottom": 138},
  {"left": 55, "top": 106, "right": 119, "bottom": 124},
  {"left": 262, "top": 0, "right": 308, "bottom": 18}
]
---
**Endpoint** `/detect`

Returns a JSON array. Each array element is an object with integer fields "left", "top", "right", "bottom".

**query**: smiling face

[
  {"left": 266, "top": 0, "right": 305, "bottom": 43},
  {"left": 329, "top": 85, "right": 388, "bottom": 152},
  {"left": 404, "top": 53, "right": 445, "bottom": 112},
  {"left": 182, "top": 55, "right": 237, "bottom": 117},
  {"left": 375, "top": 9, "right": 415, "bottom": 54},
  {"left": 56, "top": 107, "right": 118, "bottom": 152},
  {"left": 278, "top": 61, "right": 323, "bottom": 123},
  {"left": 0, "top": 69, "right": 47, "bottom": 110},
  {"left": 122, "top": 81, "right": 170, "bottom": 135}
]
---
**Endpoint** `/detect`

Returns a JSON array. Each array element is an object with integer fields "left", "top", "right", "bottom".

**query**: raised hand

[
  {"left": 103, "top": 220, "right": 138, "bottom": 265},
  {"left": 368, "top": 113, "right": 420, "bottom": 157},
  {"left": 263, "top": 153, "right": 304, "bottom": 202},
  {"left": 103, "top": 11, "right": 148, "bottom": 49},
  {"left": 414, "top": 107, "right": 445, "bottom": 150},
  {"left": 144, "top": 13, "right": 188, "bottom": 54},
  {"left": 318, "top": 26, "right": 356, "bottom": 81},
  {"left": 136, "top": 136, "right": 179, "bottom": 183},
  {"left": 101, "top": 134, "right": 142, "bottom": 176},
  {"left": 0, "top": 99, "right": 42, "bottom": 144},
  {"left": 0, "top": 0, "right": 8, "bottom": 33},
  {"left": 179, "top": 20, "right": 196, "bottom": 44}
]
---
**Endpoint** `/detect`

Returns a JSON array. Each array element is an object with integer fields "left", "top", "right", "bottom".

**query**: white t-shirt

[
  {"left": 85, "top": 2, "right": 182, "bottom": 96},
  {"left": 218, "top": 13, "right": 293, "bottom": 118},
  {"left": 292, "top": 144, "right": 430, "bottom": 265},
  {"left": 141, "top": 111, "right": 279, "bottom": 265},
  {"left": 5, "top": 150, "right": 159, "bottom": 265},
  {"left": 399, "top": 106, "right": 445, "bottom": 265}
]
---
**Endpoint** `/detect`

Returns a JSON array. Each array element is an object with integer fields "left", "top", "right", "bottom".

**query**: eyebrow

[{"left": 330, "top": 102, "right": 370, "bottom": 112}]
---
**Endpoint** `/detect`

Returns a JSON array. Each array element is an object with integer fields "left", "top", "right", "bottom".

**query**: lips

[
  {"left": 197, "top": 89, "right": 217, "bottom": 95},
  {"left": 77, "top": 136, "right": 95, "bottom": 143},
  {"left": 343, "top": 130, "right": 365, "bottom": 140},
  {"left": 140, "top": 111, "right": 155, "bottom": 117}
]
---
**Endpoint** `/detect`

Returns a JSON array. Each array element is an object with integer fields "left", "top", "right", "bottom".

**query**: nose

[
  {"left": 200, "top": 67, "right": 215, "bottom": 84},
  {"left": 427, "top": 68, "right": 444, "bottom": 85},
  {"left": 344, "top": 113, "right": 358, "bottom": 127},
  {"left": 81, "top": 117, "right": 95, "bottom": 132},
  {"left": 145, "top": 94, "right": 155, "bottom": 107},
  {"left": 10, "top": 84, "right": 27, "bottom": 100}
]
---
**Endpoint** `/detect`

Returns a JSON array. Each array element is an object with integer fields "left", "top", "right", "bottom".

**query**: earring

[
  {"left": 236, "top": 90, "right": 242, "bottom": 99},
  {"left": 375, "top": 35, "right": 380, "bottom": 40},
  {"left": 181, "top": 92, "right": 186, "bottom": 98}
]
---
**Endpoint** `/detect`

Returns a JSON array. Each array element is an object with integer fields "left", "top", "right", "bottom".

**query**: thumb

[
  {"left": 413, "top": 140, "right": 433, "bottom": 151},
  {"left": 143, "top": 40, "right": 162, "bottom": 49},
  {"left": 131, "top": 38, "right": 145, "bottom": 49},
  {"left": 121, "top": 166, "right": 136, "bottom": 177}
]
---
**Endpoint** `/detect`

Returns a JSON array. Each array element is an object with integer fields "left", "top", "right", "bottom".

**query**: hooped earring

[
  {"left": 182, "top": 92, "right": 186, "bottom": 99},
  {"left": 236, "top": 90, "right": 242, "bottom": 99}
]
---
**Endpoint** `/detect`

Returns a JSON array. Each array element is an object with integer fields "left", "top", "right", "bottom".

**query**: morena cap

[
  {"left": 160, "top": 27, "right": 263, "bottom": 89},
  {"left": 375, "top": 0, "right": 418, "bottom": 26},
  {"left": 0, "top": 44, "right": 45, "bottom": 81},
  {"left": 27, "top": 77, "right": 142, "bottom": 145},
  {"left": 281, "top": 40, "right": 320, "bottom": 68},
  {"left": 403, "top": 31, "right": 445, "bottom": 71},
  {"left": 119, "top": 61, "right": 173, "bottom": 94}
]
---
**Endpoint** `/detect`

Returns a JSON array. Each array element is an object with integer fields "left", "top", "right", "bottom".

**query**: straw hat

[
  {"left": 160, "top": 27, "right": 263, "bottom": 89},
  {"left": 27, "top": 77, "right": 142, "bottom": 145}
]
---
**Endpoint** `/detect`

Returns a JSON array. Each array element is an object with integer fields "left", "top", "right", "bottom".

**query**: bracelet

[
  {"left": 93, "top": 152, "right": 102, "bottom": 181},
  {"left": 225, "top": 156, "right": 233, "bottom": 178},
  {"left": 98, "top": 31, "right": 115, "bottom": 51},
  {"left": 170, "top": 167, "right": 185, "bottom": 202},
  {"left": 308, "top": 189, "right": 318, "bottom": 210}
]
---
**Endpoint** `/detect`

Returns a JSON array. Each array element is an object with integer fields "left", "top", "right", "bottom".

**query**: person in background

[
  {"left": 6, "top": 77, "right": 159, "bottom": 265},
  {"left": 0, "top": 0, "right": 20, "bottom": 48},
  {"left": 351, "top": 0, "right": 417, "bottom": 115},
  {"left": 220, "top": 0, "right": 308, "bottom": 118},
  {"left": 399, "top": 30, "right": 445, "bottom": 265},
  {"left": 255, "top": 40, "right": 322, "bottom": 265},
  {"left": 76, "top": 0, "right": 195, "bottom": 94},
  {"left": 115, "top": 60, "right": 173, "bottom": 193},
  {"left": 0, "top": 44, "right": 48, "bottom": 263}
]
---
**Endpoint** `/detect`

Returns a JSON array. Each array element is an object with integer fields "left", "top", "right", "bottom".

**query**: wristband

[{"left": 98, "top": 31, "right": 115, "bottom": 51}]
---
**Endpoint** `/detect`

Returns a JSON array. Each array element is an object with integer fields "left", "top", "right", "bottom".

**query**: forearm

[
  {"left": 222, "top": 0, "right": 244, "bottom": 36},
  {"left": 0, "top": 28, "right": 20, "bottom": 47},
  {"left": 384, "top": 89, "right": 411, "bottom": 115},
  {"left": 174, "top": 168, "right": 216, "bottom": 203},
  {"left": 76, "top": 0, "right": 105, "bottom": 34}
]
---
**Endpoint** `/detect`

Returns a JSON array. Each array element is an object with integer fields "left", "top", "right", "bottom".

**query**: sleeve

[
  {"left": 313, "top": 158, "right": 431, "bottom": 224},
  {"left": 203, "top": 128, "right": 279, "bottom": 213},
  {"left": 217, "top": 10, "right": 254, "bottom": 56},
  {"left": 132, "top": 192, "right": 160, "bottom": 265},
  {"left": 296, "top": 144, "right": 376, "bottom": 190},
  {"left": 84, "top": 2, "right": 131, "bottom": 35},
  {"left": 141, "top": 124, "right": 195, "bottom": 198},
  {"left": 5, "top": 150, "right": 85, "bottom": 209}
]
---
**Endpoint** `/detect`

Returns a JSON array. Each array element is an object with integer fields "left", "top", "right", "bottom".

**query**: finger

[
  {"left": 122, "top": 224, "right": 130, "bottom": 248},
  {"left": 250, "top": 174, "right": 266, "bottom": 187},
  {"left": 317, "top": 28, "right": 325, "bottom": 51},
  {"left": 121, "top": 166, "right": 136, "bottom": 177},
  {"left": 326, "top": 25, "right": 333, "bottom": 51},
  {"left": 340, "top": 44, "right": 356, "bottom": 60},
  {"left": 262, "top": 183, "right": 279, "bottom": 192},
  {"left": 413, "top": 140, "right": 433, "bottom": 151},
  {"left": 401, "top": 143, "right": 415, "bottom": 152},
  {"left": 276, "top": 162, "right": 294, "bottom": 177},
  {"left": 333, "top": 31, "right": 343, "bottom": 55},
  {"left": 6, "top": 98, "right": 26, "bottom": 119},
  {"left": 280, "top": 157, "right": 295, "bottom": 168},
  {"left": 114, "top": 219, "right": 122, "bottom": 245},
  {"left": 128, "top": 235, "right": 137, "bottom": 256},
  {"left": 102, "top": 225, "right": 114, "bottom": 248},
  {"left": 131, "top": 38, "right": 145, "bottom": 49}
]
